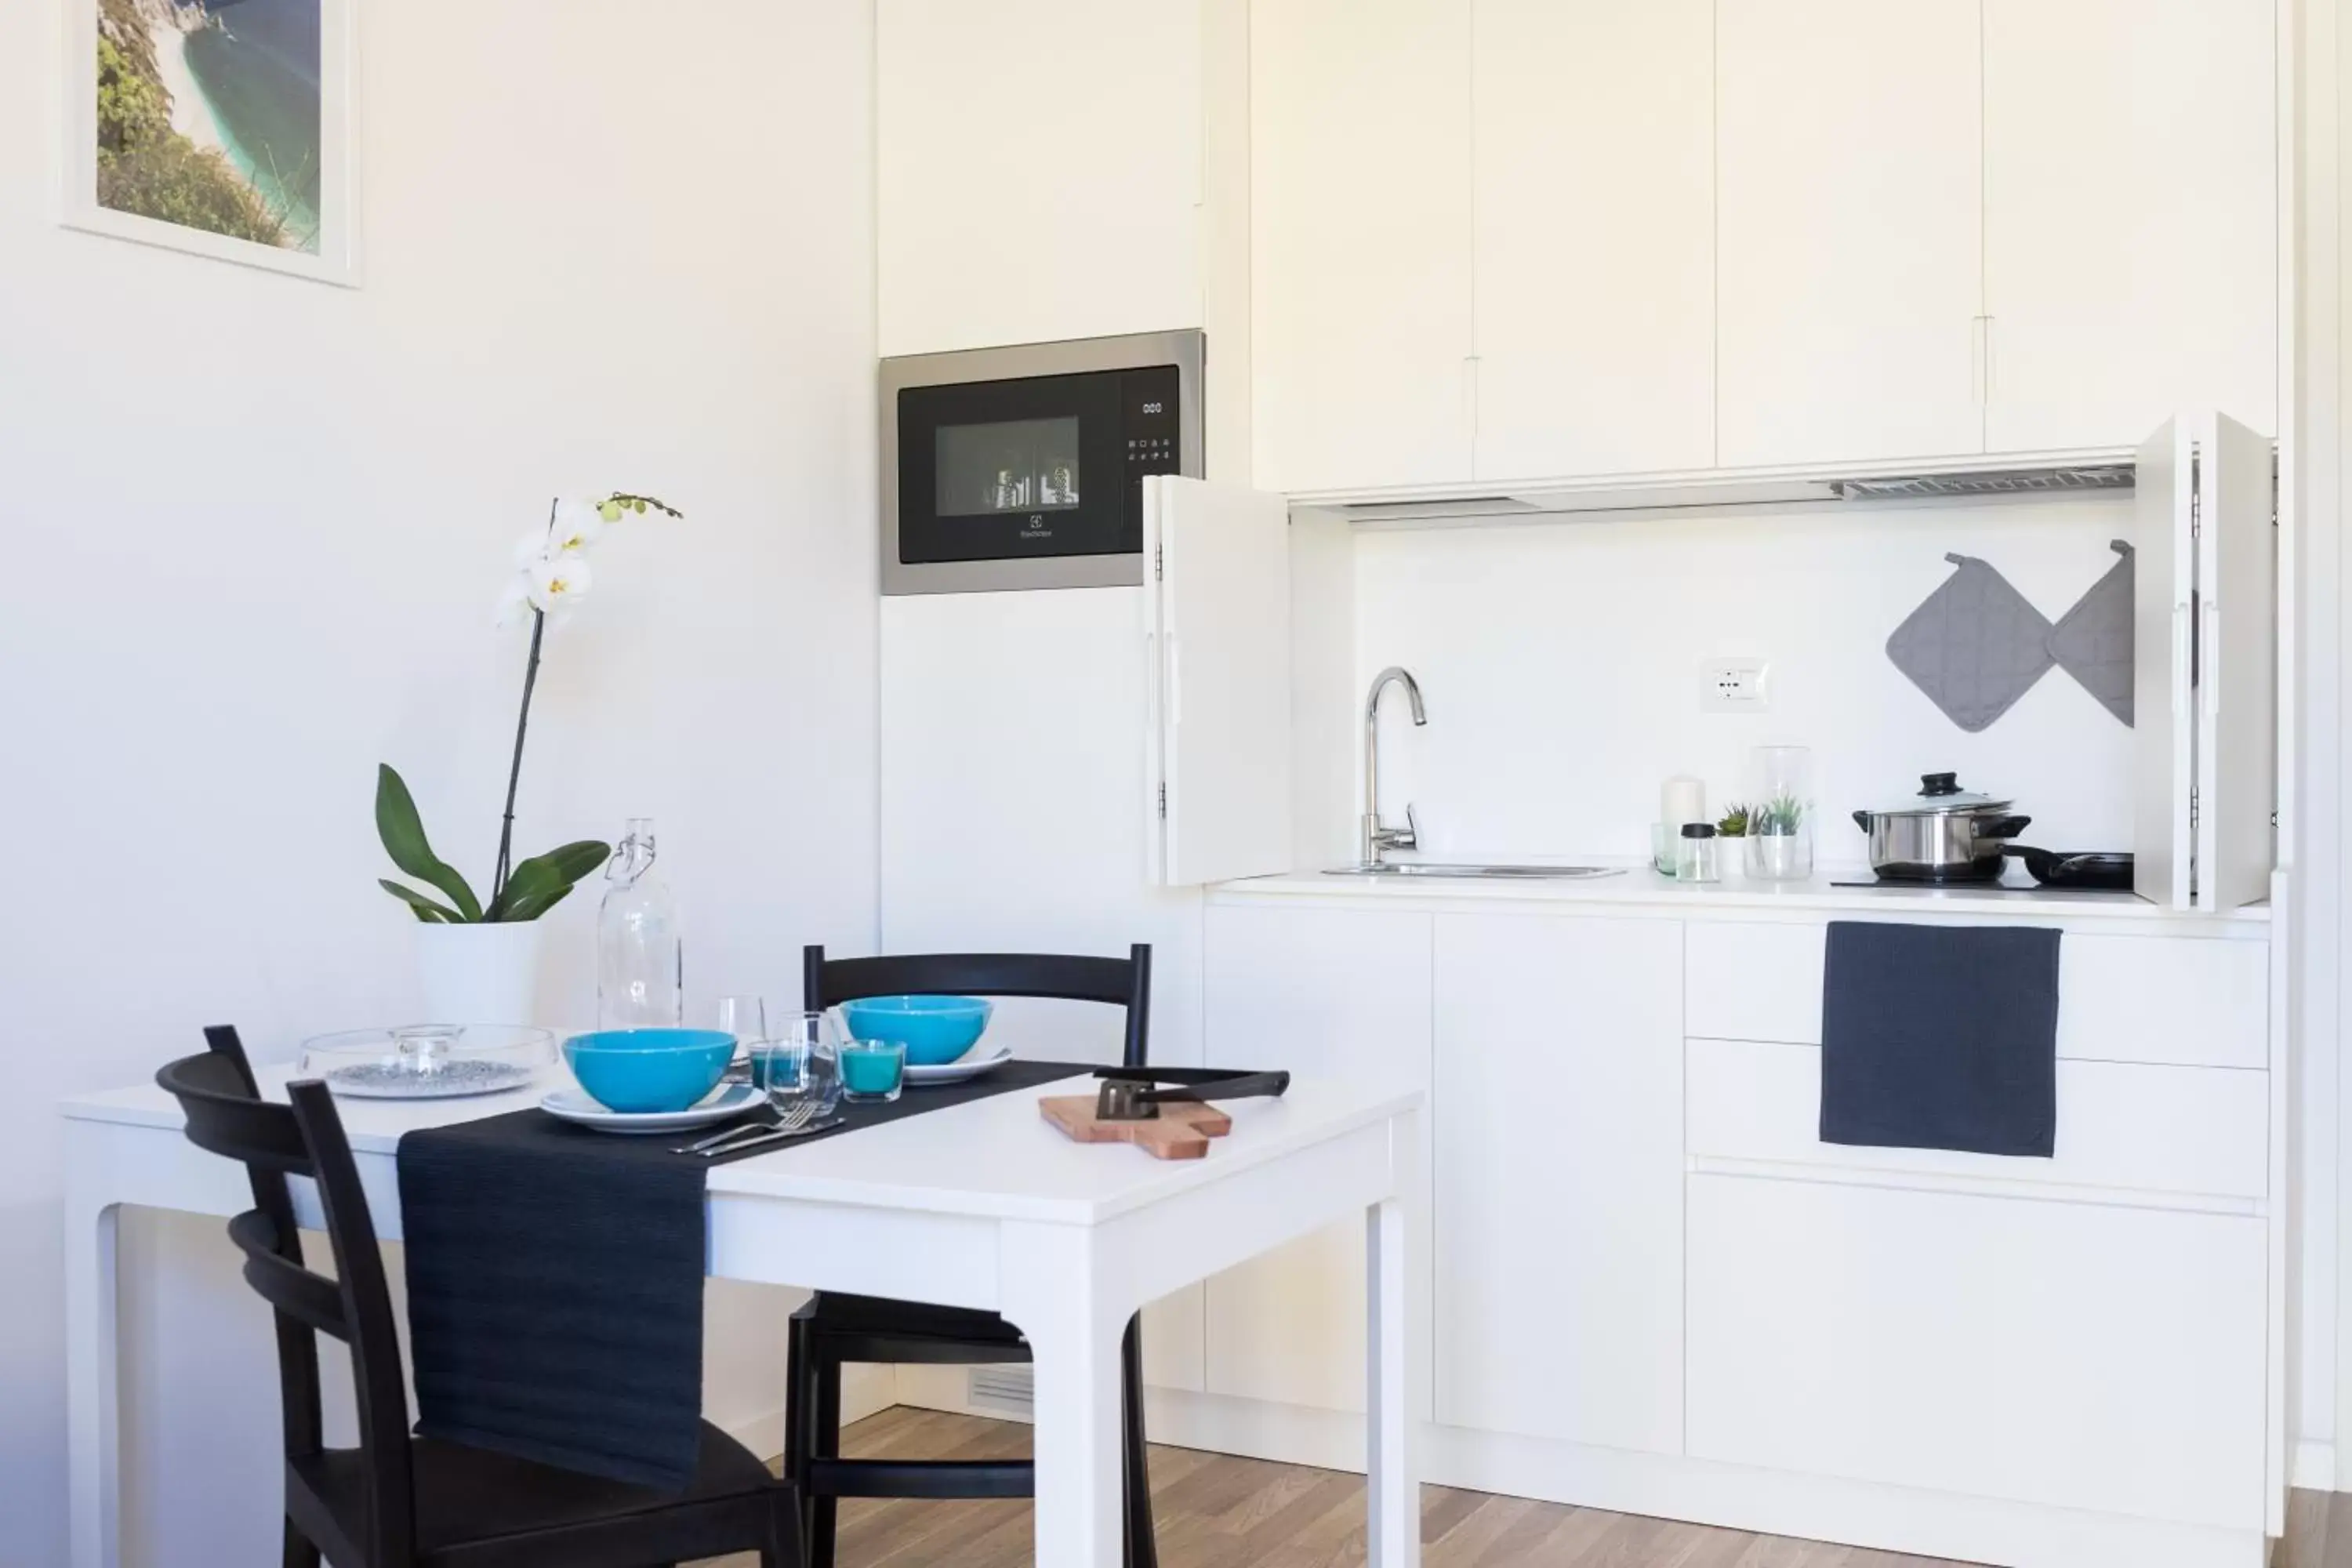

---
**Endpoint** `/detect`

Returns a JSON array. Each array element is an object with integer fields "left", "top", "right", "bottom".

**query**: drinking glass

[
  {"left": 839, "top": 1039, "right": 906, "bottom": 1104},
  {"left": 771, "top": 1011, "right": 843, "bottom": 1116},
  {"left": 746, "top": 1040, "right": 808, "bottom": 1105},
  {"left": 714, "top": 996, "right": 767, "bottom": 1045}
]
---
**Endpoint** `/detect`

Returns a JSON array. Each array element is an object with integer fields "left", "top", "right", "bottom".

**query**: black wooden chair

[
  {"left": 786, "top": 946, "right": 1158, "bottom": 1568},
  {"left": 158, "top": 1025, "right": 802, "bottom": 1568}
]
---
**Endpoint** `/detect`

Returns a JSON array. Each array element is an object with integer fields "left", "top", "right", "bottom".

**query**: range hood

[{"left": 1299, "top": 448, "right": 2140, "bottom": 526}]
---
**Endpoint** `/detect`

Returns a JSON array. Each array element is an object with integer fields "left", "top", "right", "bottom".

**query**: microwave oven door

[{"left": 896, "top": 370, "right": 1141, "bottom": 566}]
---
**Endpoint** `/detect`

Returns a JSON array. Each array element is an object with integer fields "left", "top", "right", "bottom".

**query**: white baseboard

[
  {"left": 722, "top": 1363, "right": 898, "bottom": 1464},
  {"left": 2292, "top": 1440, "right": 2337, "bottom": 1492}
]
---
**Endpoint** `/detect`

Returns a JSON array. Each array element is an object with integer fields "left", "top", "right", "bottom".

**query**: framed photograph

[{"left": 61, "top": 0, "right": 358, "bottom": 286}]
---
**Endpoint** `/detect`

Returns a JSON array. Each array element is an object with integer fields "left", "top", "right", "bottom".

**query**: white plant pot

[{"left": 415, "top": 921, "right": 546, "bottom": 1026}]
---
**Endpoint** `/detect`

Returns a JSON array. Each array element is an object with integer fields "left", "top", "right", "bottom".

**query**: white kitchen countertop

[{"left": 1214, "top": 857, "right": 2272, "bottom": 927}]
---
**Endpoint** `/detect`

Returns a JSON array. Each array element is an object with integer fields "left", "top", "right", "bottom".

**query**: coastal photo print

[{"left": 64, "top": 0, "right": 355, "bottom": 285}]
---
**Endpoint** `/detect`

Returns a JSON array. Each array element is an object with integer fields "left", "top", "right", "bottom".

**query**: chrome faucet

[{"left": 1362, "top": 666, "right": 1427, "bottom": 866}]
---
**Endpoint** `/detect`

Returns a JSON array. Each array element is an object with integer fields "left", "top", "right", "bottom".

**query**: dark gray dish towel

[
  {"left": 397, "top": 1058, "right": 1092, "bottom": 1490},
  {"left": 1819, "top": 921, "right": 2060, "bottom": 1157}
]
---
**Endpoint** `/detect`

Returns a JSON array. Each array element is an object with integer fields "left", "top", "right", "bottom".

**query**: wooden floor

[{"left": 705, "top": 1406, "right": 2352, "bottom": 1568}]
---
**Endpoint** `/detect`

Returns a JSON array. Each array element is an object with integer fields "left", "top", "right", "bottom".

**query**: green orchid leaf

[
  {"left": 497, "top": 880, "right": 579, "bottom": 924},
  {"left": 379, "top": 878, "right": 461, "bottom": 924},
  {"left": 487, "top": 840, "right": 610, "bottom": 920},
  {"left": 375, "top": 764, "right": 483, "bottom": 921}
]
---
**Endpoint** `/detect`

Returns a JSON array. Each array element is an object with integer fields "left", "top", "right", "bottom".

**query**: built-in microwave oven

[{"left": 879, "top": 329, "right": 1203, "bottom": 594}]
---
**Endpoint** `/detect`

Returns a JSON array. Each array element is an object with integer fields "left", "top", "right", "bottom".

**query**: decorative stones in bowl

[{"left": 301, "top": 1024, "right": 554, "bottom": 1099}]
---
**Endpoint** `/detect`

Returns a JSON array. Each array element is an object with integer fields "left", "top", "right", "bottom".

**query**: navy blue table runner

[
  {"left": 1818, "top": 920, "right": 2061, "bottom": 1158},
  {"left": 397, "top": 1058, "right": 1092, "bottom": 1490}
]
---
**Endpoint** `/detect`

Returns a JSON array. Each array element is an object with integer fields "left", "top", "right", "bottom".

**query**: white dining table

[{"left": 61, "top": 1064, "right": 1424, "bottom": 1568}]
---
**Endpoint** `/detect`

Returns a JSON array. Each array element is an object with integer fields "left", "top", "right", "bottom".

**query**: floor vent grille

[{"left": 967, "top": 1366, "right": 1035, "bottom": 1416}]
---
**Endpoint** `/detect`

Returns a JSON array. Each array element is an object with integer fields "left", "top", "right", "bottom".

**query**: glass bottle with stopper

[{"left": 597, "top": 817, "right": 682, "bottom": 1029}]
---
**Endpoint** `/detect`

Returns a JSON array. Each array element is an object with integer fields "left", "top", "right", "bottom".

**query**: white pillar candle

[{"left": 1661, "top": 775, "right": 1707, "bottom": 829}]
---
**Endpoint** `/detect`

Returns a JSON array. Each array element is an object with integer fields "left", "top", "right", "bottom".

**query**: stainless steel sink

[{"left": 1322, "top": 862, "right": 1627, "bottom": 880}]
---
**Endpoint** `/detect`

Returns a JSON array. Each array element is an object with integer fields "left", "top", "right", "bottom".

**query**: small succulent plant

[
  {"left": 1716, "top": 803, "right": 1751, "bottom": 837},
  {"left": 1755, "top": 790, "right": 1808, "bottom": 837}
]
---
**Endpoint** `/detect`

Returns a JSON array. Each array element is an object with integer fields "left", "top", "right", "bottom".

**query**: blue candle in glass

[{"left": 840, "top": 1041, "right": 904, "bottom": 1099}]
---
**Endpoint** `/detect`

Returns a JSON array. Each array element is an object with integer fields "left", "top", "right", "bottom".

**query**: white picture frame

[{"left": 60, "top": 0, "right": 358, "bottom": 288}]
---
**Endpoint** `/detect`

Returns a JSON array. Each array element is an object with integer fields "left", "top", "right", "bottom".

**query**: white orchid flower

[
  {"left": 526, "top": 550, "right": 593, "bottom": 614},
  {"left": 493, "top": 574, "right": 534, "bottom": 627},
  {"left": 550, "top": 498, "right": 608, "bottom": 554}
]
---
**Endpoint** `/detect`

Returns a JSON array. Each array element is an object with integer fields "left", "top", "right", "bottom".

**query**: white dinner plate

[
  {"left": 539, "top": 1081, "right": 765, "bottom": 1135},
  {"left": 902, "top": 1042, "right": 1014, "bottom": 1085}
]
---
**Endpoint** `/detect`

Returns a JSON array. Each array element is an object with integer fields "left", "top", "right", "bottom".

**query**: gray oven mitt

[
  {"left": 1885, "top": 554, "right": 2056, "bottom": 733},
  {"left": 2046, "top": 540, "right": 2134, "bottom": 727}
]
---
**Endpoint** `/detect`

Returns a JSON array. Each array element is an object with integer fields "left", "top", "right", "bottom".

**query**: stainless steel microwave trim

[{"left": 880, "top": 329, "right": 1204, "bottom": 596}]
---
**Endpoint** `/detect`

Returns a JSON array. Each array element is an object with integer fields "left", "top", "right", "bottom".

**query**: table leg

[
  {"left": 1367, "top": 1191, "right": 1420, "bottom": 1568},
  {"left": 1001, "top": 1224, "right": 1123, "bottom": 1568},
  {"left": 65, "top": 1168, "right": 122, "bottom": 1568}
]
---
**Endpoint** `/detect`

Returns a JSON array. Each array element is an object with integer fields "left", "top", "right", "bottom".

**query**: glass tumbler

[{"left": 771, "top": 1011, "right": 843, "bottom": 1116}]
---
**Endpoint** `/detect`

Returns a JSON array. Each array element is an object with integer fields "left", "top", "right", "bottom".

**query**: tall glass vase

[
  {"left": 597, "top": 818, "right": 683, "bottom": 1029},
  {"left": 1744, "top": 746, "right": 1815, "bottom": 882}
]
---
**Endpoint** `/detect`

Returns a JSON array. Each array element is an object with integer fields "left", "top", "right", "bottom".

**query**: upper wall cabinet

[
  {"left": 1715, "top": 0, "right": 1985, "bottom": 469},
  {"left": 1472, "top": 1, "right": 1714, "bottom": 480},
  {"left": 1980, "top": 1, "right": 2278, "bottom": 450},
  {"left": 877, "top": 0, "right": 1203, "bottom": 358},
  {"left": 1251, "top": 0, "right": 1475, "bottom": 493}
]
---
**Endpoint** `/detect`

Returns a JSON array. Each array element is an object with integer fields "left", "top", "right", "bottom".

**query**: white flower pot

[{"left": 415, "top": 921, "right": 546, "bottom": 1025}]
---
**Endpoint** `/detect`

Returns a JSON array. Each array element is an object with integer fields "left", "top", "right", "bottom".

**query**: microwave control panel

[{"left": 1122, "top": 365, "right": 1183, "bottom": 488}]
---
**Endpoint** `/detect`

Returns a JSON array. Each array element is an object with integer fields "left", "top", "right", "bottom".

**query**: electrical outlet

[{"left": 1702, "top": 659, "right": 1770, "bottom": 713}]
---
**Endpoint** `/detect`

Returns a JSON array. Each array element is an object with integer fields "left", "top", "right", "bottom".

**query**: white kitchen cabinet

[
  {"left": 1470, "top": 0, "right": 1713, "bottom": 480},
  {"left": 877, "top": 0, "right": 1203, "bottom": 357},
  {"left": 1250, "top": 0, "right": 1474, "bottom": 492},
  {"left": 1714, "top": 0, "right": 1984, "bottom": 467},
  {"left": 1980, "top": 0, "right": 2277, "bottom": 452},
  {"left": 1432, "top": 913, "right": 1684, "bottom": 1454},
  {"left": 1686, "top": 1174, "right": 2267, "bottom": 1530},
  {"left": 1201, "top": 902, "right": 1433, "bottom": 1414}
]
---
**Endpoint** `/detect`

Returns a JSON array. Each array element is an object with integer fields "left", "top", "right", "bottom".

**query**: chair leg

[
  {"left": 808, "top": 1338, "right": 844, "bottom": 1568},
  {"left": 280, "top": 1516, "right": 319, "bottom": 1568},
  {"left": 764, "top": 1486, "right": 804, "bottom": 1568},
  {"left": 1120, "top": 1314, "right": 1158, "bottom": 1568}
]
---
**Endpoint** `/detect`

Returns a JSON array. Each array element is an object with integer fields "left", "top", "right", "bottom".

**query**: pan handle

[
  {"left": 1978, "top": 815, "right": 2031, "bottom": 840},
  {"left": 1851, "top": 809, "right": 1872, "bottom": 833}
]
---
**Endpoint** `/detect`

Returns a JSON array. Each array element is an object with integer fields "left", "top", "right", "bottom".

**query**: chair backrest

[
  {"left": 158, "top": 1030, "right": 419, "bottom": 1565},
  {"left": 804, "top": 944, "right": 1153, "bottom": 1068}
]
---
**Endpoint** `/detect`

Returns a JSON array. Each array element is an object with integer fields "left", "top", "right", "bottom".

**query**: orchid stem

[{"left": 492, "top": 498, "right": 559, "bottom": 906}]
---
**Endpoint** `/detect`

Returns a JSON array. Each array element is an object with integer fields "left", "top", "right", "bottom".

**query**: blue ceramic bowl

[
  {"left": 839, "top": 996, "right": 994, "bottom": 1066},
  {"left": 563, "top": 1029, "right": 735, "bottom": 1114}
]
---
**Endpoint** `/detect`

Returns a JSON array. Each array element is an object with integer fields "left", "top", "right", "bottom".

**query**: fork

[{"left": 674, "top": 1099, "right": 815, "bottom": 1156}]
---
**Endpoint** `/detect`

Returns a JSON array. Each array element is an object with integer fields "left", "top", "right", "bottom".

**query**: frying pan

[{"left": 2002, "top": 844, "right": 2135, "bottom": 891}]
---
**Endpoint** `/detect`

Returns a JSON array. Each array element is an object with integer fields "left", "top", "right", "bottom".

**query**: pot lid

[{"left": 1866, "top": 771, "right": 2014, "bottom": 817}]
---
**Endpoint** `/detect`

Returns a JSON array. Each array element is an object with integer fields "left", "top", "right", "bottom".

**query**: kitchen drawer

[
  {"left": 1686, "top": 1173, "right": 2266, "bottom": 1529},
  {"left": 1687, "top": 1037, "right": 2267, "bottom": 1201},
  {"left": 1684, "top": 920, "right": 2268, "bottom": 1069}
]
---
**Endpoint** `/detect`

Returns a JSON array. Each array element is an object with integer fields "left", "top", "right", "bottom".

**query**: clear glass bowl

[{"left": 300, "top": 1024, "right": 555, "bottom": 1099}]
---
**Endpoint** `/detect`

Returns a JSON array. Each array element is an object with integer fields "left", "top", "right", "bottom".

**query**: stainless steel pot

[{"left": 1850, "top": 773, "right": 2032, "bottom": 883}]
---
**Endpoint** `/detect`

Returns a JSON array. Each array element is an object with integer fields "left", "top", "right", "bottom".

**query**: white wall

[
  {"left": 1352, "top": 497, "right": 2139, "bottom": 866},
  {"left": 0, "top": 0, "right": 879, "bottom": 1562}
]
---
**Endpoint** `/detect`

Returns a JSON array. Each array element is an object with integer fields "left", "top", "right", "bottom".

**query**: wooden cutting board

[{"left": 1040, "top": 1094, "right": 1234, "bottom": 1159}]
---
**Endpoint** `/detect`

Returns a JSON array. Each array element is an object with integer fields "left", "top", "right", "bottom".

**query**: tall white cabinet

[
  {"left": 1713, "top": 0, "right": 1986, "bottom": 467},
  {"left": 1980, "top": 0, "right": 2278, "bottom": 451},
  {"left": 876, "top": 0, "right": 1205, "bottom": 358},
  {"left": 1470, "top": 0, "right": 1715, "bottom": 480},
  {"left": 1250, "top": 0, "right": 1474, "bottom": 493}
]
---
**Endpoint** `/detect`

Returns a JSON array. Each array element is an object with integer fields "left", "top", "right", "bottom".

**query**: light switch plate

[{"left": 1702, "top": 658, "right": 1770, "bottom": 713}]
